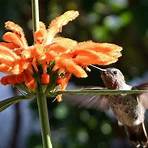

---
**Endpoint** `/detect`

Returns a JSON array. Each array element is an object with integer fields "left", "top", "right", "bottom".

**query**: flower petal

[
  {"left": 53, "top": 37, "right": 77, "bottom": 50},
  {"left": 41, "top": 73, "right": 50, "bottom": 84},
  {"left": 34, "top": 22, "right": 47, "bottom": 44},
  {"left": 56, "top": 58, "right": 87, "bottom": 78},
  {"left": 21, "top": 46, "right": 35, "bottom": 59},
  {"left": 24, "top": 70, "right": 36, "bottom": 89},
  {"left": 45, "top": 43, "right": 67, "bottom": 53},
  {"left": 5, "top": 21, "right": 28, "bottom": 48},
  {"left": 0, "top": 64, "right": 12, "bottom": 73},
  {"left": 75, "top": 54, "right": 117, "bottom": 65},
  {"left": 0, "top": 45, "right": 20, "bottom": 65},
  {"left": 73, "top": 41, "right": 122, "bottom": 65},
  {"left": 73, "top": 49, "right": 117, "bottom": 65},
  {"left": 76, "top": 41, "right": 122, "bottom": 53},
  {"left": 11, "top": 64, "right": 23, "bottom": 75},
  {"left": 3, "top": 32, "right": 24, "bottom": 47},
  {"left": 8, "top": 59, "right": 29, "bottom": 75},
  {"left": 0, "top": 45, "right": 19, "bottom": 60},
  {"left": 25, "top": 78, "right": 36, "bottom": 90},
  {"left": 0, "top": 42, "right": 19, "bottom": 49},
  {"left": 0, "top": 74, "right": 24, "bottom": 85},
  {"left": 45, "top": 10, "right": 79, "bottom": 44},
  {"left": 0, "top": 54, "right": 14, "bottom": 65}
]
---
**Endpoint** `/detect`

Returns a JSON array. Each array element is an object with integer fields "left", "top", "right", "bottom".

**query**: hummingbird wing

[
  {"left": 133, "top": 83, "right": 148, "bottom": 109},
  {"left": 134, "top": 83, "right": 148, "bottom": 90},
  {"left": 63, "top": 87, "right": 109, "bottom": 111}
]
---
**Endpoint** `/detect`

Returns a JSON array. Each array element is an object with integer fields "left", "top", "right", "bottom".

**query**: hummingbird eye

[{"left": 113, "top": 70, "right": 117, "bottom": 75}]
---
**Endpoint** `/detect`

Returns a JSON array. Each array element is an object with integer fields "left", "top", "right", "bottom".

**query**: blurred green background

[{"left": 0, "top": 0, "right": 148, "bottom": 148}]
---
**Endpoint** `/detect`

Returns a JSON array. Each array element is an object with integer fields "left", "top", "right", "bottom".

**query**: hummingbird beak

[{"left": 89, "top": 64, "right": 107, "bottom": 72}]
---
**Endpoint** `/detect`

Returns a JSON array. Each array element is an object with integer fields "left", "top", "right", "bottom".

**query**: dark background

[{"left": 0, "top": 0, "right": 148, "bottom": 148}]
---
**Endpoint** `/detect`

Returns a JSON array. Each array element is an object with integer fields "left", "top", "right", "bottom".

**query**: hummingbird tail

[{"left": 125, "top": 123, "right": 148, "bottom": 147}]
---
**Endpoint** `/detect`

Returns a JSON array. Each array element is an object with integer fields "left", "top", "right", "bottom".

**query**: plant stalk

[
  {"left": 31, "top": 0, "right": 39, "bottom": 33},
  {"left": 32, "top": 0, "right": 52, "bottom": 147},
  {"left": 56, "top": 89, "right": 148, "bottom": 96},
  {"left": 37, "top": 85, "right": 52, "bottom": 148}
]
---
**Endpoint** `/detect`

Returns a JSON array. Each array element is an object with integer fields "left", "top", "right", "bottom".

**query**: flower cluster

[{"left": 0, "top": 10, "right": 122, "bottom": 101}]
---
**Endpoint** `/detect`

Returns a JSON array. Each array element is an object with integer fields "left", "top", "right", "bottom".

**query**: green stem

[
  {"left": 31, "top": 0, "right": 52, "bottom": 147},
  {"left": 56, "top": 89, "right": 148, "bottom": 96},
  {"left": 37, "top": 85, "right": 52, "bottom": 148},
  {"left": 31, "top": 0, "right": 39, "bottom": 33}
]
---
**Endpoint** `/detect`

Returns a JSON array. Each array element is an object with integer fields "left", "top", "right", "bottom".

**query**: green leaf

[{"left": 0, "top": 94, "right": 34, "bottom": 112}]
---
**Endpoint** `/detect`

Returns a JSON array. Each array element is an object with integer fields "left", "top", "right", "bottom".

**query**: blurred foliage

[{"left": 0, "top": 0, "right": 148, "bottom": 148}]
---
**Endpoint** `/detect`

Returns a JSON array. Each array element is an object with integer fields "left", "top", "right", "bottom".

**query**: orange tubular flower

[{"left": 0, "top": 10, "right": 122, "bottom": 100}]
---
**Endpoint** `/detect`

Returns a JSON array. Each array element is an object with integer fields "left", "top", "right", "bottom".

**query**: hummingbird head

[
  {"left": 90, "top": 65, "right": 128, "bottom": 89},
  {"left": 100, "top": 68, "right": 126, "bottom": 89}
]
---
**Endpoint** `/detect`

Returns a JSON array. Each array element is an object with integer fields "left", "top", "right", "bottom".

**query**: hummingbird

[{"left": 65, "top": 66, "right": 148, "bottom": 147}]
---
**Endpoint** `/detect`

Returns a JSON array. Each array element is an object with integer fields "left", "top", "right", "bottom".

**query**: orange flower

[{"left": 0, "top": 10, "right": 122, "bottom": 98}]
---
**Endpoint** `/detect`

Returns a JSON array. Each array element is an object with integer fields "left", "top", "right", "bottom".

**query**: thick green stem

[
  {"left": 31, "top": 0, "right": 52, "bottom": 147},
  {"left": 37, "top": 85, "right": 52, "bottom": 148}
]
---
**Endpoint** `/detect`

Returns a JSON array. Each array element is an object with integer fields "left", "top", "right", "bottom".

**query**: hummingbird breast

[{"left": 109, "top": 94, "right": 145, "bottom": 126}]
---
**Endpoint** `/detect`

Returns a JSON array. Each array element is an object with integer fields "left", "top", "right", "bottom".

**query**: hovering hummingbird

[{"left": 65, "top": 66, "right": 148, "bottom": 148}]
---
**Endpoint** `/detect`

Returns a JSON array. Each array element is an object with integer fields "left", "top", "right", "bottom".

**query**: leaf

[{"left": 0, "top": 93, "right": 34, "bottom": 112}]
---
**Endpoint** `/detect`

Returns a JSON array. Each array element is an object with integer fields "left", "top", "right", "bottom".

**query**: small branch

[{"left": 56, "top": 89, "right": 148, "bottom": 96}]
